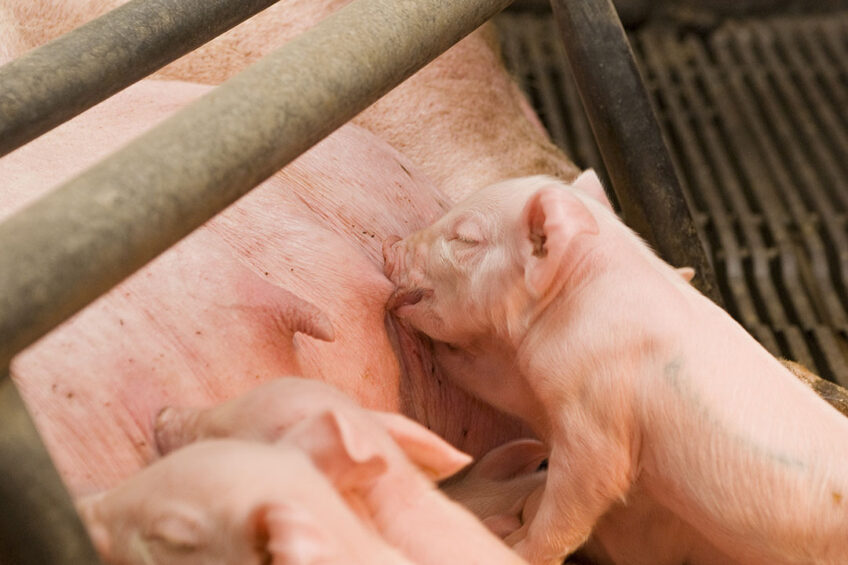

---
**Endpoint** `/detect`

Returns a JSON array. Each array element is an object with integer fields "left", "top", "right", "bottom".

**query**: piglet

[
  {"left": 383, "top": 171, "right": 848, "bottom": 564},
  {"left": 76, "top": 439, "right": 412, "bottom": 565},
  {"left": 155, "top": 377, "right": 527, "bottom": 565}
]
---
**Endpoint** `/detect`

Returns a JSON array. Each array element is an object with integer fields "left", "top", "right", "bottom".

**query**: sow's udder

[{"left": 4, "top": 79, "right": 526, "bottom": 496}]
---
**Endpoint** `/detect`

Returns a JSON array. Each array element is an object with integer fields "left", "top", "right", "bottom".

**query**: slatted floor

[{"left": 497, "top": 12, "right": 848, "bottom": 386}]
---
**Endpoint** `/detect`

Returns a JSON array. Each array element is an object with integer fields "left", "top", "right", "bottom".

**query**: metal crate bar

[
  {"left": 0, "top": 0, "right": 285, "bottom": 158},
  {"left": 549, "top": 0, "right": 724, "bottom": 305},
  {"left": 0, "top": 0, "right": 513, "bottom": 561},
  {"left": 0, "top": 369, "right": 102, "bottom": 564},
  {"left": 0, "top": 0, "right": 514, "bottom": 370}
]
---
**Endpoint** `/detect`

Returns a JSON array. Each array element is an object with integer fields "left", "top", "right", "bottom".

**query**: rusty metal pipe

[
  {"left": 0, "top": 0, "right": 285, "bottom": 158},
  {"left": 550, "top": 0, "right": 724, "bottom": 304},
  {"left": 0, "top": 0, "right": 514, "bottom": 369},
  {"left": 0, "top": 369, "right": 102, "bottom": 564}
]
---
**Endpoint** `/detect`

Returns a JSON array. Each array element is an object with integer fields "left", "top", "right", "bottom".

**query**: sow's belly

[{"left": 1, "top": 79, "right": 524, "bottom": 495}]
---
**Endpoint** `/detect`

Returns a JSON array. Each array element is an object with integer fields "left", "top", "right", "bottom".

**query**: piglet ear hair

[
  {"left": 522, "top": 184, "right": 599, "bottom": 300},
  {"left": 466, "top": 439, "right": 548, "bottom": 481},
  {"left": 371, "top": 411, "right": 472, "bottom": 481},
  {"left": 283, "top": 410, "right": 388, "bottom": 492},
  {"left": 253, "top": 502, "right": 338, "bottom": 565},
  {"left": 572, "top": 169, "right": 614, "bottom": 212}
]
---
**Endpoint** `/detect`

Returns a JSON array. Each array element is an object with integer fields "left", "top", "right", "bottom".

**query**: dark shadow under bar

[
  {"left": 0, "top": 0, "right": 514, "bottom": 369},
  {"left": 0, "top": 0, "right": 282, "bottom": 158},
  {"left": 550, "top": 0, "right": 724, "bottom": 305},
  {"left": 0, "top": 369, "right": 102, "bottom": 565}
]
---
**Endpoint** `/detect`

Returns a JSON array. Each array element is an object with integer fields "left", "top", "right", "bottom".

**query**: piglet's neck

[
  {"left": 518, "top": 231, "right": 686, "bottom": 371},
  {"left": 523, "top": 234, "right": 607, "bottom": 333}
]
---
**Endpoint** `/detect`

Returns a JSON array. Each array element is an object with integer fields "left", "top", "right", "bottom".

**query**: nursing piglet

[
  {"left": 383, "top": 171, "right": 848, "bottom": 564},
  {"left": 155, "top": 377, "right": 527, "bottom": 565},
  {"left": 76, "top": 439, "right": 413, "bottom": 565}
]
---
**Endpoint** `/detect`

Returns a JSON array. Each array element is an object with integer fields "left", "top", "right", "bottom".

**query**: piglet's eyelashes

[
  {"left": 448, "top": 215, "right": 484, "bottom": 245},
  {"left": 448, "top": 234, "right": 480, "bottom": 245},
  {"left": 145, "top": 509, "right": 209, "bottom": 551}
]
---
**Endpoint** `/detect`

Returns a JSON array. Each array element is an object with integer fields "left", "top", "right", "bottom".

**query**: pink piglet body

[
  {"left": 155, "top": 377, "right": 527, "bottom": 565},
  {"left": 77, "top": 439, "right": 413, "bottom": 565},
  {"left": 383, "top": 171, "right": 848, "bottom": 564}
]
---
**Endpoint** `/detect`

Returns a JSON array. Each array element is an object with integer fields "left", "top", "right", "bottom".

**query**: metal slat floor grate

[{"left": 496, "top": 11, "right": 848, "bottom": 386}]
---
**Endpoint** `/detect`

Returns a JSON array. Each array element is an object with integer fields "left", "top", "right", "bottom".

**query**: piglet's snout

[
  {"left": 387, "top": 287, "right": 432, "bottom": 311},
  {"left": 383, "top": 234, "right": 432, "bottom": 312}
]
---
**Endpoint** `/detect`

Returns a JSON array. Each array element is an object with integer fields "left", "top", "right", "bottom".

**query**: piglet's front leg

[{"left": 508, "top": 417, "right": 634, "bottom": 565}]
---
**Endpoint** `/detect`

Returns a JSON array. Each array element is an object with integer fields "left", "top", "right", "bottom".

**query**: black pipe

[
  {"left": 0, "top": 370, "right": 103, "bottom": 564},
  {"left": 550, "top": 0, "right": 724, "bottom": 305},
  {"left": 0, "top": 0, "right": 283, "bottom": 158}
]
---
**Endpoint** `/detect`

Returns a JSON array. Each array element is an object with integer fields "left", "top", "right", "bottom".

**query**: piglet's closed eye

[
  {"left": 521, "top": 185, "right": 599, "bottom": 299},
  {"left": 146, "top": 509, "right": 210, "bottom": 552}
]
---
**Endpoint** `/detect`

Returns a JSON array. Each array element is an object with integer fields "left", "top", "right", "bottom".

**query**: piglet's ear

[
  {"left": 522, "top": 185, "right": 599, "bottom": 299},
  {"left": 677, "top": 266, "right": 695, "bottom": 283},
  {"left": 284, "top": 410, "right": 388, "bottom": 492},
  {"left": 466, "top": 439, "right": 548, "bottom": 481},
  {"left": 371, "top": 411, "right": 472, "bottom": 480},
  {"left": 252, "top": 503, "right": 338, "bottom": 565},
  {"left": 572, "top": 169, "right": 614, "bottom": 212}
]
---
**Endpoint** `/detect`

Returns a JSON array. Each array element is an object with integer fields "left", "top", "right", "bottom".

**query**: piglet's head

[
  {"left": 383, "top": 171, "right": 602, "bottom": 346},
  {"left": 78, "top": 440, "right": 398, "bottom": 565}
]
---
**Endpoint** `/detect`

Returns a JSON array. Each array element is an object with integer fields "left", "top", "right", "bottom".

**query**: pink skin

[
  {"left": 578, "top": 489, "right": 739, "bottom": 565},
  {"left": 384, "top": 170, "right": 848, "bottom": 564},
  {"left": 1, "top": 0, "right": 578, "bottom": 203},
  {"left": 155, "top": 377, "right": 527, "bottom": 565},
  {"left": 3, "top": 79, "right": 523, "bottom": 495},
  {"left": 441, "top": 439, "right": 548, "bottom": 539},
  {"left": 441, "top": 438, "right": 733, "bottom": 565},
  {"left": 153, "top": 377, "right": 473, "bottom": 481},
  {"left": 2, "top": 0, "right": 571, "bottom": 494},
  {"left": 76, "top": 439, "right": 414, "bottom": 565},
  {"left": 441, "top": 439, "right": 732, "bottom": 565}
]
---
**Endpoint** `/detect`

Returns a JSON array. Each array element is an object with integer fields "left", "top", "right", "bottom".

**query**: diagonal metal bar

[
  {"left": 0, "top": 0, "right": 285, "bottom": 158},
  {"left": 0, "top": 369, "right": 102, "bottom": 564},
  {"left": 0, "top": 0, "right": 514, "bottom": 370},
  {"left": 549, "top": 0, "right": 724, "bottom": 305}
]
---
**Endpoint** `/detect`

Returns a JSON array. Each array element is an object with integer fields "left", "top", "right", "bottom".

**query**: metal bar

[
  {"left": 0, "top": 0, "right": 513, "bottom": 370},
  {"left": 549, "top": 0, "right": 724, "bottom": 305},
  {"left": 0, "top": 369, "right": 102, "bottom": 564},
  {"left": 0, "top": 0, "right": 283, "bottom": 158}
]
